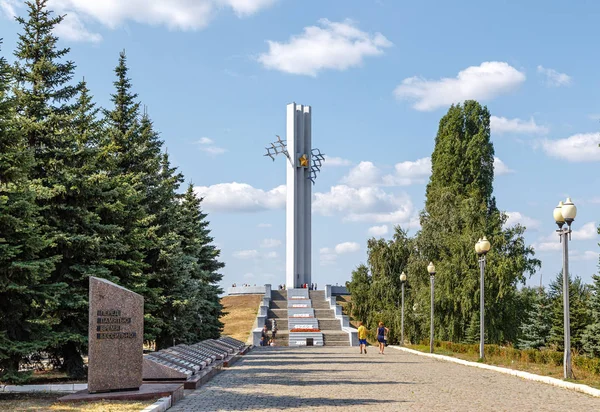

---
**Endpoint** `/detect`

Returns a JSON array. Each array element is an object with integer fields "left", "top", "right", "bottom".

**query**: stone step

[
  {"left": 309, "top": 291, "right": 326, "bottom": 299},
  {"left": 318, "top": 319, "right": 342, "bottom": 330},
  {"left": 322, "top": 341, "right": 350, "bottom": 347},
  {"left": 311, "top": 301, "right": 332, "bottom": 309},
  {"left": 269, "top": 300, "right": 289, "bottom": 309},
  {"left": 322, "top": 333, "right": 350, "bottom": 342},
  {"left": 314, "top": 309, "right": 336, "bottom": 318},
  {"left": 271, "top": 290, "right": 287, "bottom": 300},
  {"left": 269, "top": 319, "right": 288, "bottom": 329},
  {"left": 267, "top": 309, "right": 288, "bottom": 318}
]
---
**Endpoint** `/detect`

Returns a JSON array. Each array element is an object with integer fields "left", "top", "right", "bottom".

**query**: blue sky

[{"left": 1, "top": 0, "right": 598, "bottom": 289}]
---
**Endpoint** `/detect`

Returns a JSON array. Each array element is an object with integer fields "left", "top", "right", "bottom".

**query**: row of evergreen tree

[
  {"left": 347, "top": 100, "right": 600, "bottom": 357},
  {"left": 0, "top": 0, "right": 224, "bottom": 382}
]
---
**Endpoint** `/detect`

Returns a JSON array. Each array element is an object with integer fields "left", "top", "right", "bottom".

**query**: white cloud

[
  {"left": 52, "top": 12, "right": 102, "bottom": 42},
  {"left": 537, "top": 65, "right": 572, "bottom": 87},
  {"left": 200, "top": 146, "right": 227, "bottom": 155},
  {"left": 243, "top": 272, "right": 255, "bottom": 279},
  {"left": 194, "top": 183, "right": 285, "bottom": 212},
  {"left": 504, "top": 212, "right": 540, "bottom": 230},
  {"left": 319, "top": 242, "right": 361, "bottom": 265},
  {"left": 197, "top": 137, "right": 226, "bottom": 155},
  {"left": 319, "top": 248, "right": 338, "bottom": 266},
  {"left": 394, "top": 62, "right": 525, "bottom": 111},
  {"left": 340, "top": 161, "right": 382, "bottom": 187},
  {"left": 539, "top": 133, "right": 600, "bottom": 162},
  {"left": 313, "top": 185, "right": 416, "bottom": 226},
  {"left": 382, "top": 157, "right": 431, "bottom": 186},
  {"left": 0, "top": 0, "right": 19, "bottom": 18},
  {"left": 572, "top": 251, "right": 599, "bottom": 262},
  {"left": 198, "top": 137, "right": 214, "bottom": 144},
  {"left": 257, "top": 223, "right": 272, "bottom": 228},
  {"left": 494, "top": 157, "right": 514, "bottom": 175},
  {"left": 233, "top": 249, "right": 259, "bottom": 259},
  {"left": 342, "top": 157, "right": 431, "bottom": 187},
  {"left": 573, "top": 222, "right": 598, "bottom": 240},
  {"left": 535, "top": 241, "right": 561, "bottom": 252},
  {"left": 490, "top": 116, "right": 549, "bottom": 135},
  {"left": 334, "top": 242, "right": 360, "bottom": 254},
  {"left": 324, "top": 156, "right": 352, "bottom": 167},
  {"left": 264, "top": 251, "right": 278, "bottom": 259},
  {"left": 367, "top": 225, "right": 388, "bottom": 237},
  {"left": 260, "top": 238, "right": 281, "bottom": 248},
  {"left": 223, "top": 0, "right": 277, "bottom": 16},
  {"left": 258, "top": 18, "right": 392, "bottom": 76},
  {"left": 45, "top": 0, "right": 276, "bottom": 36}
]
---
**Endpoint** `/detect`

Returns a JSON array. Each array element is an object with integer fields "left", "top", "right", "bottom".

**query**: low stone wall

[
  {"left": 324, "top": 285, "right": 358, "bottom": 346},
  {"left": 227, "top": 286, "right": 267, "bottom": 295},
  {"left": 251, "top": 284, "right": 272, "bottom": 346}
]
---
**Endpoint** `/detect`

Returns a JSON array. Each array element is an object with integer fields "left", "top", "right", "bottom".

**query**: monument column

[{"left": 286, "top": 103, "right": 312, "bottom": 289}]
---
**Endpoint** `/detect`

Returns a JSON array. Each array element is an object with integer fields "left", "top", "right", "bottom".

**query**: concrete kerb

[
  {"left": 0, "top": 383, "right": 88, "bottom": 393},
  {"left": 140, "top": 396, "right": 172, "bottom": 412},
  {"left": 390, "top": 345, "right": 600, "bottom": 398}
]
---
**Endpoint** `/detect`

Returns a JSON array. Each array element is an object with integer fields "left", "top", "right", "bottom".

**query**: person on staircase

[
  {"left": 357, "top": 321, "right": 368, "bottom": 354},
  {"left": 271, "top": 319, "right": 278, "bottom": 340},
  {"left": 377, "top": 322, "right": 389, "bottom": 354}
]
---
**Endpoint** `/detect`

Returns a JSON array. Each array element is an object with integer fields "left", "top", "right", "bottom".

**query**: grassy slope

[
  {"left": 407, "top": 344, "right": 600, "bottom": 390},
  {"left": 0, "top": 393, "right": 152, "bottom": 411},
  {"left": 220, "top": 294, "right": 263, "bottom": 342}
]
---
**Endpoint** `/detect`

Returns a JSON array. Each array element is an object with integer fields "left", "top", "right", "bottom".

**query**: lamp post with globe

[
  {"left": 400, "top": 271, "right": 407, "bottom": 346},
  {"left": 427, "top": 262, "right": 436, "bottom": 354},
  {"left": 553, "top": 198, "right": 577, "bottom": 379},
  {"left": 475, "top": 237, "right": 491, "bottom": 360}
]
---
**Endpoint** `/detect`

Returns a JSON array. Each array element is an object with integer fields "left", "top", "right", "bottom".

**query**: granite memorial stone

[{"left": 88, "top": 276, "right": 144, "bottom": 393}]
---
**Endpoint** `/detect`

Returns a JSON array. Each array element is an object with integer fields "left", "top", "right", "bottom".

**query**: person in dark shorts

[{"left": 377, "top": 322, "right": 389, "bottom": 354}]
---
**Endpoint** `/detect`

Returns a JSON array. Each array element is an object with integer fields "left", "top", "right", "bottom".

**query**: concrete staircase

[{"left": 265, "top": 289, "right": 349, "bottom": 347}]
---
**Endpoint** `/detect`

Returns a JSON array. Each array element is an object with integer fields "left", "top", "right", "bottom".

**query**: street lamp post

[
  {"left": 427, "top": 262, "right": 436, "bottom": 354},
  {"left": 400, "top": 271, "right": 407, "bottom": 346},
  {"left": 475, "top": 236, "right": 491, "bottom": 360},
  {"left": 554, "top": 198, "right": 577, "bottom": 379}
]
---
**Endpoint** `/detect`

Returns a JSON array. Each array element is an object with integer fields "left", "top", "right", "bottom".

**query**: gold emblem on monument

[{"left": 299, "top": 154, "right": 309, "bottom": 168}]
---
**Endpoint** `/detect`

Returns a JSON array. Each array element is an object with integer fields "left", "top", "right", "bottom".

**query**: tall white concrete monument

[{"left": 264, "top": 103, "right": 325, "bottom": 289}]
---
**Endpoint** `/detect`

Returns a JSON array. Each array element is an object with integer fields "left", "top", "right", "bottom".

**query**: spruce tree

[
  {"left": 147, "top": 152, "right": 187, "bottom": 349},
  {"left": 101, "top": 50, "right": 150, "bottom": 314},
  {"left": 416, "top": 101, "right": 540, "bottom": 343},
  {"left": 11, "top": 0, "right": 93, "bottom": 376},
  {"left": 581, "top": 274, "right": 600, "bottom": 356},
  {"left": 179, "top": 184, "right": 225, "bottom": 341},
  {"left": 548, "top": 272, "right": 591, "bottom": 351},
  {"left": 518, "top": 287, "right": 551, "bottom": 349},
  {"left": 0, "top": 39, "right": 60, "bottom": 383}
]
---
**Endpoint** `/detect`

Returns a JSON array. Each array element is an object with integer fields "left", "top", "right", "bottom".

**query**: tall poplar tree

[
  {"left": 415, "top": 100, "right": 539, "bottom": 343},
  {"left": 0, "top": 39, "right": 60, "bottom": 383}
]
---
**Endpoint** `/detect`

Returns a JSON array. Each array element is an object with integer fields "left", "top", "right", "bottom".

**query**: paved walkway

[{"left": 171, "top": 346, "right": 599, "bottom": 411}]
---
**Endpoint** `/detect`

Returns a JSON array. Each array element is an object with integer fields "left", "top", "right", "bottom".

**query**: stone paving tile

[{"left": 170, "top": 346, "right": 600, "bottom": 411}]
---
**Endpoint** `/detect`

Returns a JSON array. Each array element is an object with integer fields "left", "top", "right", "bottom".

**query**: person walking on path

[
  {"left": 357, "top": 321, "right": 368, "bottom": 354},
  {"left": 271, "top": 319, "right": 278, "bottom": 340},
  {"left": 377, "top": 322, "right": 389, "bottom": 354},
  {"left": 261, "top": 325, "right": 269, "bottom": 346}
]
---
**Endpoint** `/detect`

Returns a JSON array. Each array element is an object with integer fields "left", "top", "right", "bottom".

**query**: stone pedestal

[{"left": 88, "top": 277, "right": 144, "bottom": 393}]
